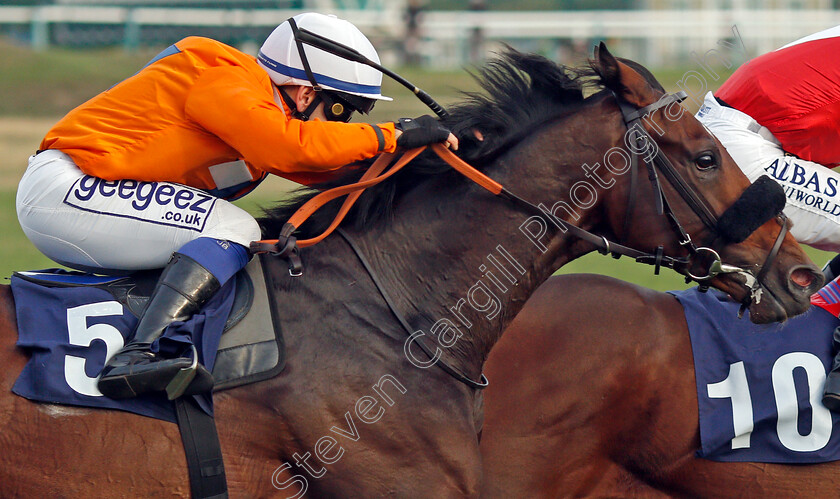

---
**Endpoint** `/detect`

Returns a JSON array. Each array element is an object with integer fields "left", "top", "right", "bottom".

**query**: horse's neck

[{"left": 352, "top": 147, "right": 608, "bottom": 375}]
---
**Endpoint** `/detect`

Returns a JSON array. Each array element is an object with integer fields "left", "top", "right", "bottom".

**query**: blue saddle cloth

[
  {"left": 672, "top": 287, "right": 840, "bottom": 463},
  {"left": 10, "top": 271, "right": 236, "bottom": 422}
]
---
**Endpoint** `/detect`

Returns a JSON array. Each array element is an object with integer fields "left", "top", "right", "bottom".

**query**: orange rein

[{"left": 250, "top": 143, "right": 502, "bottom": 253}]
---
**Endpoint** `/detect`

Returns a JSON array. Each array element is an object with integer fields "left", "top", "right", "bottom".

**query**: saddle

[{"left": 12, "top": 254, "right": 285, "bottom": 392}]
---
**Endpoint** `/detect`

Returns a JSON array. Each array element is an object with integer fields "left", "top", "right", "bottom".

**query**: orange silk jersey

[{"left": 40, "top": 37, "right": 397, "bottom": 193}]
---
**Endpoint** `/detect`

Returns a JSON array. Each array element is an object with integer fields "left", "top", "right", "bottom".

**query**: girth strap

[{"left": 175, "top": 397, "right": 228, "bottom": 499}]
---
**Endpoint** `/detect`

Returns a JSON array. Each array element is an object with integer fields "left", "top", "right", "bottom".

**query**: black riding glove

[{"left": 395, "top": 115, "right": 451, "bottom": 149}]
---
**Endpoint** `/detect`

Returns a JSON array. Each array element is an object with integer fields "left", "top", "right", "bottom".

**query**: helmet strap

[
  {"left": 284, "top": 17, "right": 328, "bottom": 121},
  {"left": 300, "top": 98, "right": 322, "bottom": 121},
  {"left": 288, "top": 17, "right": 323, "bottom": 93},
  {"left": 278, "top": 86, "right": 322, "bottom": 121}
]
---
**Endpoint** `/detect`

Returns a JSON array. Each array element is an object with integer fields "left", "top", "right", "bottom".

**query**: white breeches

[
  {"left": 696, "top": 92, "right": 840, "bottom": 252},
  {"left": 16, "top": 150, "right": 261, "bottom": 273}
]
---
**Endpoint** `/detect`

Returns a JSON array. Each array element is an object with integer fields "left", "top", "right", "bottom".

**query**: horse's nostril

[{"left": 790, "top": 267, "right": 819, "bottom": 290}]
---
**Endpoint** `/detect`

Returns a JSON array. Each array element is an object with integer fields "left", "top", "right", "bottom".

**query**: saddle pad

[
  {"left": 11, "top": 270, "right": 237, "bottom": 422},
  {"left": 671, "top": 287, "right": 840, "bottom": 463},
  {"left": 212, "top": 254, "right": 286, "bottom": 391}
]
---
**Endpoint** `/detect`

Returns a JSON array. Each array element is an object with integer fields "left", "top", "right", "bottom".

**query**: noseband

[{"left": 613, "top": 90, "right": 788, "bottom": 312}]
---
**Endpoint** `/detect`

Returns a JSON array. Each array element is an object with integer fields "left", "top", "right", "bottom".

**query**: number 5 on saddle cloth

[{"left": 10, "top": 256, "right": 285, "bottom": 421}]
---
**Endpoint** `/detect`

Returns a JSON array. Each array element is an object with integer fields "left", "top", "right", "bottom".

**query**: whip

[{"left": 291, "top": 24, "right": 450, "bottom": 120}]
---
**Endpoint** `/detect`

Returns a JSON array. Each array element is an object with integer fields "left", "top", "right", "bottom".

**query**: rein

[
  {"left": 251, "top": 90, "right": 788, "bottom": 389},
  {"left": 251, "top": 91, "right": 778, "bottom": 285},
  {"left": 249, "top": 143, "right": 698, "bottom": 276},
  {"left": 250, "top": 145, "right": 502, "bottom": 275}
]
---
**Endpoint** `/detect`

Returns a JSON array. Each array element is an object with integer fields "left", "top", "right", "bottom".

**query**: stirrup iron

[{"left": 166, "top": 345, "right": 200, "bottom": 400}]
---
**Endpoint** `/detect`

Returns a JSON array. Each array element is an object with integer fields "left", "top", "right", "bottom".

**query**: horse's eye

[{"left": 695, "top": 153, "right": 717, "bottom": 170}]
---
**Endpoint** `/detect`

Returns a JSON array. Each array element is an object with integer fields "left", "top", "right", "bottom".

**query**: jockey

[
  {"left": 16, "top": 12, "right": 458, "bottom": 400},
  {"left": 693, "top": 25, "right": 840, "bottom": 410}
]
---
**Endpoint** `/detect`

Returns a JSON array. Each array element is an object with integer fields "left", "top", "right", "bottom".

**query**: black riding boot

[
  {"left": 822, "top": 326, "right": 840, "bottom": 412},
  {"left": 97, "top": 253, "right": 219, "bottom": 400}
]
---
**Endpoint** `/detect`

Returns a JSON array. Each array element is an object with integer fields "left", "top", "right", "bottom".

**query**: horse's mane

[{"left": 259, "top": 47, "right": 607, "bottom": 239}]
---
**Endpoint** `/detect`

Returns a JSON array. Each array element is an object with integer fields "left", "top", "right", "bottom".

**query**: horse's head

[{"left": 593, "top": 43, "right": 822, "bottom": 323}]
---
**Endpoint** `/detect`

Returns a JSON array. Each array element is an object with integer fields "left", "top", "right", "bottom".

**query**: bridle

[
  {"left": 252, "top": 90, "right": 789, "bottom": 389},
  {"left": 609, "top": 90, "right": 789, "bottom": 313}
]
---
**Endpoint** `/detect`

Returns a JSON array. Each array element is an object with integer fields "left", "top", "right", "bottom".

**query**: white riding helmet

[{"left": 257, "top": 13, "right": 392, "bottom": 107}]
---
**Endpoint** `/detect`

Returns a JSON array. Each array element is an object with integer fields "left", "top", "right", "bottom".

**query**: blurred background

[{"left": 0, "top": 0, "right": 836, "bottom": 287}]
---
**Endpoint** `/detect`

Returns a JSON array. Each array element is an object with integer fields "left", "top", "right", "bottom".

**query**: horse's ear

[
  {"left": 593, "top": 42, "right": 602, "bottom": 63},
  {"left": 594, "top": 42, "right": 618, "bottom": 87},
  {"left": 594, "top": 42, "right": 658, "bottom": 107}
]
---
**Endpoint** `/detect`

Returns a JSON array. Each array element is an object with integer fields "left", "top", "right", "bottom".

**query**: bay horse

[
  {"left": 479, "top": 273, "right": 839, "bottom": 498},
  {"left": 0, "top": 45, "right": 822, "bottom": 497}
]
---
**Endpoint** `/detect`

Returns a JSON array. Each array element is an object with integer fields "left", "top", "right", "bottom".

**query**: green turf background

[{"left": 0, "top": 39, "right": 830, "bottom": 287}]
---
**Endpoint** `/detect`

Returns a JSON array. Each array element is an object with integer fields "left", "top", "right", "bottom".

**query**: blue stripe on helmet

[{"left": 257, "top": 51, "right": 382, "bottom": 96}]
